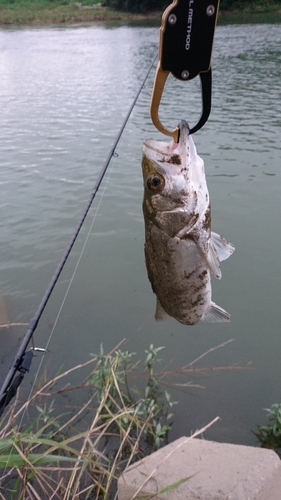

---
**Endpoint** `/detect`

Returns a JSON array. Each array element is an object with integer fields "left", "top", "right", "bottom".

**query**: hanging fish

[{"left": 142, "top": 120, "right": 235, "bottom": 326}]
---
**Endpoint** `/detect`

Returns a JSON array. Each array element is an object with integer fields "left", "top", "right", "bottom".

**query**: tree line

[
  {"left": 102, "top": 0, "right": 281, "bottom": 13},
  {"left": 102, "top": 0, "right": 169, "bottom": 12}
]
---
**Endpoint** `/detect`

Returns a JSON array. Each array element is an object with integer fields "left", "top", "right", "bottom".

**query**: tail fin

[{"left": 201, "top": 302, "right": 231, "bottom": 323}]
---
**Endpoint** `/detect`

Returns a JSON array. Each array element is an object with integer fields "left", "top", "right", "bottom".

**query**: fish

[{"left": 141, "top": 120, "right": 235, "bottom": 326}]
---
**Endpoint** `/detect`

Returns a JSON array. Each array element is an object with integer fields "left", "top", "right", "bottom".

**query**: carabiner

[{"left": 150, "top": 0, "right": 220, "bottom": 141}]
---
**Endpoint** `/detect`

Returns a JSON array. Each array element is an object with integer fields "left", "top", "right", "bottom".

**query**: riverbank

[
  {"left": 0, "top": 3, "right": 156, "bottom": 26},
  {"left": 0, "top": 1, "right": 281, "bottom": 26}
]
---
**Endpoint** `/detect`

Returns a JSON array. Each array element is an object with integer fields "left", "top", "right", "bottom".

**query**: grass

[
  {"left": 253, "top": 403, "right": 281, "bottom": 456},
  {"left": 0, "top": 339, "right": 251, "bottom": 499},
  {"left": 222, "top": 0, "right": 281, "bottom": 11},
  {"left": 219, "top": 0, "right": 281, "bottom": 24},
  {"left": 0, "top": 0, "right": 281, "bottom": 26},
  {"left": 0, "top": 342, "right": 174, "bottom": 499},
  {"left": 0, "top": 1, "right": 162, "bottom": 25}
]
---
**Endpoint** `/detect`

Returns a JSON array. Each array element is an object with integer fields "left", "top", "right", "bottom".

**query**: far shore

[{"left": 1, "top": 3, "right": 281, "bottom": 26}]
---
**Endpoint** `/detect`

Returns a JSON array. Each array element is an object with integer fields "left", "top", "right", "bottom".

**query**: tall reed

[{"left": 0, "top": 339, "right": 250, "bottom": 499}]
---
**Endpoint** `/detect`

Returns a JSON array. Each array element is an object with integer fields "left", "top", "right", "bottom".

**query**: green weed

[
  {"left": 254, "top": 403, "right": 281, "bottom": 455},
  {"left": 0, "top": 338, "right": 249, "bottom": 498},
  {"left": 0, "top": 342, "right": 176, "bottom": 499}
]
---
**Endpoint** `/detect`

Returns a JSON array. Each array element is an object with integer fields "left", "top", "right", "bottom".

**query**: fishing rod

[
  {"left": 0, "top": 0, "right": 221, "bottom": 416},
  {"left": 0, "top": 54, "right": 157, "bottom": 418}
]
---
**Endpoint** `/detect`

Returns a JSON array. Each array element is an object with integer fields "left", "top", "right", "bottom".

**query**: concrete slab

[{"left": 118, "top": 437, "right": 281, "bottom": 499}]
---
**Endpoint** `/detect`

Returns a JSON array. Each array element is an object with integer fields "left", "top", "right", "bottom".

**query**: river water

[{"left": 0, "top": 20, "right": 280, "bottom": 446}]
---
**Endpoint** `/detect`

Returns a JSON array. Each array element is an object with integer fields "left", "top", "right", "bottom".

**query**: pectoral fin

[
  {"left": 155, "top": 298, "right": 168, "bottom": 321},
  {"left": 201, "top": 302, "right": 230, "bottom": 323},
  {"left": 211, "top": 232, "right": 235, "bottom": 262},
  {"left": 185, "top": 230, "right": 222, "bottom": 279},
  {"left": 206, "top": 241, "right": 222, "bottom": 279},
  {"left": 205, "top": 233, "right": 235, "bottom": 279}
]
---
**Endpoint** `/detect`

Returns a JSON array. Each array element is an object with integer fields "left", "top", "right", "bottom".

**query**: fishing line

[
  {"left": 17, "top": 150, "right": 116, "bottom": 433},
  {"left": 0, "top": 53, "right": 157, "bottom": 416},
  {"left": 0, "top": 177, "right": 114, "bottom": 482}
]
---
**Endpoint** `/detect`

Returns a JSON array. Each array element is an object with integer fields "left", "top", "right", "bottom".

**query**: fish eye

[{"left": 147, "top": 174, "right": 165, "bottom": 192}]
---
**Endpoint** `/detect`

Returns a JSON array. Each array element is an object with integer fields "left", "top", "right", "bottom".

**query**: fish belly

[{"left": 144, "top": 222, "right": 211, "bottom": 325}]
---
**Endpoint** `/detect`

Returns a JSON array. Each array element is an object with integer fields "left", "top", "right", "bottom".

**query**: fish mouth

[
  {"left": 143, "top": 139, "right": 176, "bottom": 157},
  {"left": 143, "top": 121, "right": 190, "bottom": 158}
]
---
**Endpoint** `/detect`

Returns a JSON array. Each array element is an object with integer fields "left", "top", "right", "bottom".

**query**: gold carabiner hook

[{"left": 150, "top": 61, "right": 179, "bottom": 143}]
